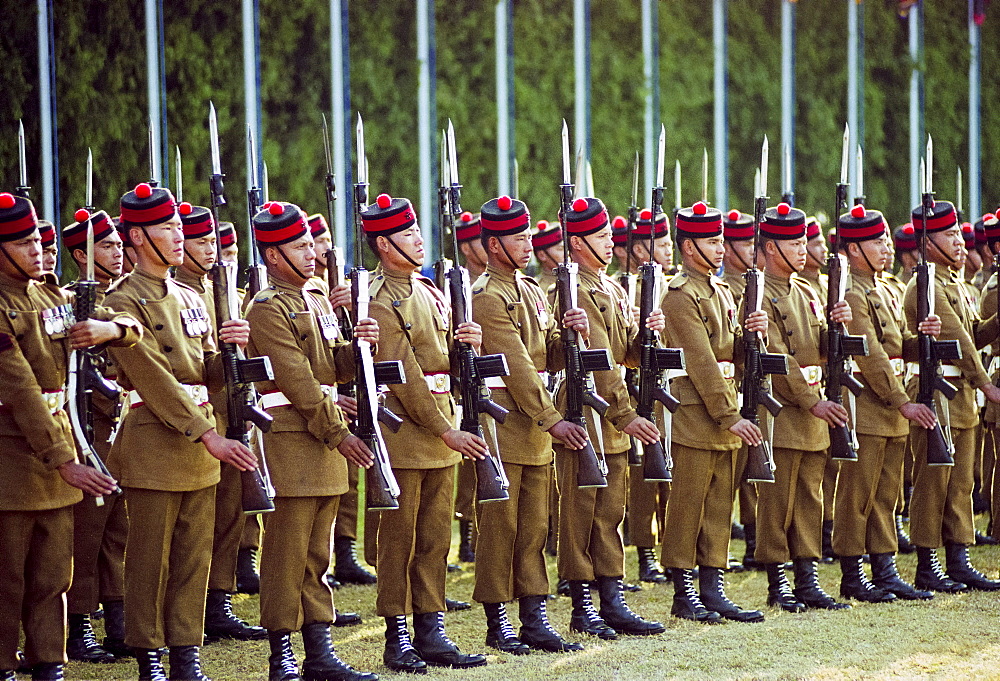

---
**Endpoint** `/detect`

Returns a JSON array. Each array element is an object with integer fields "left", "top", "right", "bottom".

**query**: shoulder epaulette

[
  {"left": 104, "top": 273, "right": 129, "bottom": 294},
  {"left": 368, "top": 271, "right": 387, "bottom": 299},
  {"left": 667, "top": 272, "right": 690, "bottom": 290},
  {"left": 472, "top": 271, "right": 490, "bottom": 294},
  {"left": 253, "top": 286, "right": 280, "bottom": 304}
]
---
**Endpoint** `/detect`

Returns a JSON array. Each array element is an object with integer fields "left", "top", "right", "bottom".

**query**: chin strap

[
  {"left": 183, "top": 246, "right": 211, "bottom": 274},
  {"left": 927, "top": 233, "right": 959, "bottom": 267},
  {"left": 772, "top": 240, "right": 800, "bottom": 275},
  {"left": 384, "top": 235, "right": 421, "bottom": 269},
  {"left": 691, "top": 240, "right": 716, "bottom": 273},
  {"left": 0, "top": 243, "right": 37, "bottom": 281},
  {"left": 731, "top": 247, "right": 753, "bottom": 272},
  {"left": 275, "top": 244, "right": 311, "bottom": 282},
  {"left": 579, "top": 235, "right": 609, "bottom": 267},
  {"left": 139, "top": 225, "right": 171, "bottom": 267},
  {"left": 496, "top": 238, "right": 521, "bottom": 271}
]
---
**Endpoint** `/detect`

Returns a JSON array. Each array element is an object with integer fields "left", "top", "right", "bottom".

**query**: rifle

[
  {"left": 826, "top": 125, "right": 869, "bottom": 462},
  {"left": 245, "top": 126, "right": 267, "bottom": 296},
  {"left": 207, "top": 103, "right": 276, "bottom": 514},
  {"left": 15, "top": 120, "right": 30, "bottom": 199},
  {"left": 556, "top": 120, "right": 614, "bottom": 488},
  {"left": 352, "top": 114, "right": 405, "bottom": 510},
  {"left": 741, "top": 138, "right": 789, "bottom": 484},
  {"left": 433, "top": 128, "right": 455, "bottom": 290},
  {"left": 620, "top": 153, "right": 640, "bottom": 466},
  {"left": 915, "top": 137, "right": 961, "bottom": 466}
]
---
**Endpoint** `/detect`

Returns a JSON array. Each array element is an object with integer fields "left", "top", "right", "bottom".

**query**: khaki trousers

[
  {"left": 473, "top": 462, "right": 550, "bottom": 603},
  {"left": 241, "top": 515, "right": 261, "bottom": 550},
  {"left": 832, "top": 434, "right": 905, "bottom": 556},
  {"left": 626, "top": 466, "right": 669, "bottom": 548},
  {"left": 123, "top": 486, "right": 215, "bottom": 649},
  {"left": 822, "top": 456, "right": 840, "bottom": 523},
  {"left": 756, "top": 448, "right": 827, "bottom": 563},
  {"left": 735, "top": 445, "right": 758, "bottom": 526},
  {"left": 260, "top": 496, "right": 339, "bottom": 632},
  {"left": 910, "top": 425, "right": 976, "bottom": 548},
  {"left": 67, "top": 493, "right": 127, "bottom": 613},
  {"left": 0, "top": 507, "right": 73, "bottom": 669},
  {"left": 333, "top": 464, "right": 359, "bottom": 540},
  {"left": 208, "top": 463, "right": 245, "bottom": 592},
  {"left": 375, "top": 467, "right": 453, "bottom": 617}
]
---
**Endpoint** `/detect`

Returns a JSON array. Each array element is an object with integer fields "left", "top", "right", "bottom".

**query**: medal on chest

[
  {"left": 535, "top": 299, "right": 549, "bottom": 327},
  {"left": 180, "top": 307, "right": 209, "bottom": 338},
  {"left": 317, "top": 313, "right": 339, "bottom": 341},
  {"left": 41, "top": 304, "right": 75, "bottom": 338},
  {"left": 809, "top": 299, "right": 824, "bottom": 323}
]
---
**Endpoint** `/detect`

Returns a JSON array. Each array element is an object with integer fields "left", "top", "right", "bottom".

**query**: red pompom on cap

[
  {"left": 777, "top": 202, "right": 791, "bottom": 216},
  {"left": 728, "top": 210, "right": 741, "bottom": 221},
  {"left": 572, "top": 198, "right": 589, "bottom": 212},
  {"left": 902, "top": 224, "right": 915, "bottom": 235},
  {"left": 376, "top": 193, "right": 392, "bottom": 209},
  {"left": 536, "top": 220, "right": 549, "bottom": 231},
  {"left": 612, "top": 215, "right": 627, "bottom": 229},
  {"left": 74, "top": 208, "right": 90, "bottom": 222},
  {"left": 178, "top": 202, "right": 193, "bottom": 216},
  {"left": 851, "top": 204, "right": 866, "bottom": 219},
  {"left": 268, "top": 202, "right": 284, "bottom": 216},
  {"left": 498, "top": 195, "right": 513, "bottom": 211},
  {"left": 460, "top": 211, "right": 473, "bottom": 223},
  {"left": 963, "top": 222, "right": 974, "bottom": 233},
  {"left": 0, "top": 194, "right": 13, "bottom": 210},
  {"left": 985, "top": 213, "right": 996, "bottom": 222},
  {"left": 693, "top": 201, "right": 708, "bottom": 215},
  {"left": 639, "top": 209, "right": 652, "bottom": 221},
  {"left": 134, "top": 183, "right": 152, "bottom": 199}
]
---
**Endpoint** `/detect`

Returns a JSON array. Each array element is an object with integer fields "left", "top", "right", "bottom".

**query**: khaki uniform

[
  {"left": 470, "top": 266, "right": 562, "bottom": 603},
  {"left": 832, "top": 269, "right": 917, "bottom": 557},
  {"left": 660, "top": 271, "right": 744, "bottom": 569},
  {"left": 756, "top": 271, "right": 831, "bottom": 563},
  {"left": 980, "top": 272, "right": 1000, "bottom": 538},
  {"left": 369, "top": 267, "right": 461, "bottom": 617},
  {"left": 904, "top": 267, "right": 998, "bottom": 548},
  {"left": 246, "top": 277, "right": 354, "bottom": 631},
  {"left": 549, "top": 268, "right": 640, "bottom": 581},
  {"left": 105, "top": 268, "right": 226, "bottom": 649},
  {"left": 0, "top": 272, "right": 138, "bottom": 669}
]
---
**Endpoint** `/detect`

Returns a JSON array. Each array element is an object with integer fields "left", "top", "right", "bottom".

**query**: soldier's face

[
  {"left": 724, "top": 239, "right": 754, "bottom": 272},
  {"left": 806, "top": 235, "right": 827, "bottom": 268},
  {"left": 183, "top": 234, "right": 217, "bottom": 274},
  {"left": 494, "top": 231, "right": 533, "bottom": 269},
  {"left": 382, "top": 225, "right": 424, "bottom": 269},
  {"left": 768, "top": 236, "right": 807, "bottom": 274},
  {"left": 536, "top": 245, "right": 563, "bottom": 269},
  {"left": 852, "top": 235, "right": 890, "bottom": 273},
  {"left": 220, "top": 243, "right": 239, "bottom": 264},
  {"left": 461, "top": 239, "right": 488, "bottom": 268},
  {"left": 313, "top": 232, "right": 332, "bottom": 263},
  {"left": 927, "top": 225, "right": 963, "bottom": 266},
  {"left": 573, "top": 226, "right": 613, "bottom": 269},
  {"left": 42, "top": 245, "right": 57, "bottom": 274},
  {"left": 0, "top": 229, "right": 43, "bottom": 281},
  {"left": 689, "top": 235, "right": 725, "bottom": 273},
  {"left": 652, "top": 235, "right": 673, "bottom": 268},
  {"left": 80, "top": 232, "right": 124, "bottom": 281},
  {"left": 268, "top": 234, "right": 316, "bottom": 284},
  {"left": 135, "top": 214, "right": 184, "bottom": 267}
]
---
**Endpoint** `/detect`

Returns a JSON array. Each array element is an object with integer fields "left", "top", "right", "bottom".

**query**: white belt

[
  {"left": 485, "top": 371, "right": 546, "bottom": 390},
  {"left": 854, "top": 357, "right": 905, "bottom": 378},
  {"left": 130, "top": 383, "right": 208, "bottom": 409},
  {"left": 261, "top": 384, "right": 337, "bottom": 410},
  {"left": 10, "top": 387, "right": 68, "bottom": 414},
  {"left": 905, "top": 362, "right": 962, "bottom": 378},
  {"left": 717, "top": 361, "right": 735, "bottom": 381},
  {"left": 800, "top": 365, "right": 822, "bottom": 386},
  {"left": 424, "top": 373, "right": 451, "bottom": 394}
]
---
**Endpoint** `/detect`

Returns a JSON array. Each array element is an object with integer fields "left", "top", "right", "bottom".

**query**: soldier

[
  {"left": 114, "top": 216, "right": 137, "bottom": 276},
  {"left": 532, "top": 220, "right": 563, "bottom": 294},
  {"left": 245, "top": 201, "right": 379, "bottom": 681},
  {"left": 981, "top": 215, "right": 1000, "bottom": 542},
  {"left": 104, "top": 183, "right": 259, "bottom": 681},
  {"left": 904, "top": 200, "right": 1000, "bottom": 592},
  {"left": 61, "top": 210, "right": 132, "bottom": 663},
  {"left": 894, "top": 224, "right": 919, "bottom": 284},
  {"left": 660, "top": 201, "right": 768, "bottom": 623},
  {"left": 470, "top": 195, "right": 587, "bottom": 654},
  {"left": 456, "top": 211, "right": 486, "bottom": 279},
  {"left": 361, "top": 193, "right": 487, "bottom": 672},
  {"left": 832, "top": 204, "right": 939, "bottom": 602},
  {"left": 219, "top": 222, "right": 239, "bottom": 265},
  {"left": 755, "top": 202, "right": 853, "bottom": 612},
  {"left": 0, "top": 192, "right": 138, "bottom": 681},
  {"left": 38, "top": 220, "right": 57, "bottom": 276},
  {"left": 550, "top": 197, "right": 665, "bottom": 639}
]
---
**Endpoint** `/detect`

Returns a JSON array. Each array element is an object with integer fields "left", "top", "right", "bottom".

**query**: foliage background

[{"left": 0, "top": 0, "right": 996, "bottom": 257}]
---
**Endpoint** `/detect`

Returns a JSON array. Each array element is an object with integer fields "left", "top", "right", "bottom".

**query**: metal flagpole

[
  {"left": 331, "top": 0, "right": 352, "bottom": 264},
  {"left": 417, "top": 0, "right": 437, "bottom": 262},
  {"left": 145, "top": 0, "right": 164, "bottom": 188},
  {"left": 496, "top": 0, "right": 514, "bottom": 196},
  {"left": 781, "top": 0, "right": 796, "bottom": 205},
  {"left": 37, "top": 0, "right": 58, "bottom": 229},
  {"left": 242, "top": 0, "right": 263, "bottom": 262},
  {"left": 909, "top": 1, "right": 924, "bottom": 210},
  {"left": 968, "top": 0, "right": 982, "bottom": 222},
  {"left": 847, "top": 0, "right": 859, "bottom": 194},
  {"left": 713, "top": 0, "right": 728, "bottom": 209},
  {"left": 642, "top": 0, "right": 659, "bottom": 208},
  {"left": 574, "top": 0, "right": 591, "bottom": 177}
]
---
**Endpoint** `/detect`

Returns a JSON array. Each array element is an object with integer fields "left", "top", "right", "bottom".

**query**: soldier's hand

[
  {"left": 455, "top": 322, "right": 483, "bottom": 354},
  {"left": 58, "top": 462, "right": 118, "bottom": 496},
  {"left": 68, "top": 319, "right": 123, "bottom": 349},
  {"left": 917, "top": 314, "right": 941, "bottom": 338},
  {"left": 548, "top": 420, "right": 589, "bottom": 450},
  {"left": 442, "top": 428, "right": 488, "bottom": 460},
  {"left": 622, "top": 415, "right": 660, "bottom": 445},
  {"left": 219, "top": 319, "right": 251, "bottom": 350},
  {"left": 899, "top": 401, "right": 937, "bottom": 429},
  {"left": 729, "top": 419, "right": 763, "bottom": 447},
  {"left": 329, "top": 284, "right": 353, "bottom": 311},
  {"left": 744, "top": 310, "right": 768, "bottom": 336},
  {"left": 336, "top": 395, "right": 358, "bottom": 419},
  {"left": 982, "top": 383, "right": 1000, "bottom": 405},
  {"left": 830, "top": 300, "right": 852, "bottom": 325},
  {"left": 337, "top": 434, "right": 374, "bottom": 468},
  {"left": 562, "top": 307, "right": 590, "bottom": 343},
  {"left": 809, "top": 400, "right": 849, "bottom": 426},
  {"left": 201, "top": 428, "right": 257, "bottom": 471},
  {"left": 354, "top": 317, "right": 379, "bottom": 345},
  {"left": 644, "top": 309, "right": 665, "bottom": 333}
]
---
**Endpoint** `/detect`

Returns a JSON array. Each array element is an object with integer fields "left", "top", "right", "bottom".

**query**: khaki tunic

[{"left": 721, "top": 268, "right": 747, "bottom": 305}]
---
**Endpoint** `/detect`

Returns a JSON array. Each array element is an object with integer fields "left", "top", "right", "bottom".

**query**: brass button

[
  {"left": 163, "top": 345, "right": 172, "bottom": 352},
  {"left": 392, "top": 300, "right": 401, "bottom": 307},
  {"left": 155, "top": 324, "right": 163, "bottom": 330}
]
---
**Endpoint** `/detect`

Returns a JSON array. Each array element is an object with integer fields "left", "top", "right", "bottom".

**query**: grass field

[{"left": 59, "top": 518, "right": 1000, "bottom": 681}]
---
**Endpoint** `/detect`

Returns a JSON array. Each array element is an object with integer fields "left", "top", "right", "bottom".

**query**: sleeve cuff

[
  {"left": 887, "top": 389, "right": 910, "bottom": 410},
  {"left": 797, "top": 393, "right": 821, "bottom": 412},
  {"left": 716, "top": 412, "right": 743, "bottom": 432},
  {"left": 533, "top": 407, "right": 563, "bottom": 433},
  {"left": 182, "top": 415, "right": 216, "bottom": 443},
  {"left": 430, "top": 416, "right": 453, "bottom": 438},
  {"left": 611, "top": 410, "right": 640, "bottom": 432},
  {"left": 39, "top": 443, "right": 77, "bottom": 470}
]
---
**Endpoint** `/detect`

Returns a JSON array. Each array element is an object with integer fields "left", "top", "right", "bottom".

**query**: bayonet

[
  {"left": 840, "top": 123, "right": 850, "bottom": 187},
  {"left": 957, "top": 166, "right": 964, "bottom": 217},
  {"left": 854, "top": 145, "right": 864, "bottom": 205},
  {"left": 148, "top": 122, "right": 159, "bottom": 187},
  {"left": 926, "top": 135, "right": 933, "bottom": 194},
  {"left": 702, "top": 147, "right": 709, "bottom": 204},
  {"left": 175, "top": 146, "right": 183, "bottom": 203},
  {"left": 513, "top": 158, "right": 519, "bottom": 200},
  {"left": 760, "top": 135, "right": 769, "bottom": 199},
  {"left": 85, "top": 148, "right": 94, "bottom": 213},
  {"left": 561, "top": 119, "right": 571, "bottom": 186},
  {"left": 673, "top": 159, "right": 681, "bottom": 214},
  {"left": 262, "top": 162, "right": 270, "bottom": 204}
]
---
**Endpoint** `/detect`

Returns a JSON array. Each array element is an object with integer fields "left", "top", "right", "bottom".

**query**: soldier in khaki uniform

[
  {"left": 360, "top": 193, "right": 487, "bottom": 672},
  {"left": 533, "top": 219, "right": 563, "bottom": 295},
  {"left": 173, "top": 202, "right": 267, "bottom": 642},
  {"left": 61, "top": 210, "right": 131, "bottom": 663},
  {"left": 550, "top": 197, "right": 665, "bottom": 639},
  {"left": 755, "top": 203, "right": 853, "bottom": 612},
  {"left": 661, "top": 201, "right": 769, "bottom": 624},
  {"left": 894, "top": 224, "right": 919, "bottom": 285},
  {"left": 245, "top": 202, "right": 378, "bottom": 681},
  {"left": 470, "top": 195, "right": 587, "bottom": 654},
  {"left": 903, "top": 200, "right": 1000, "bottom": 592},
  {"left": 104, "top": 183, "right": 259, "bottom": 680},
  {"left": 832, "top": 205, "right": 939, "bottom": 602},
  {"left": 0, "top": 193, "right": 137, "bottom": 681},
  {"left": 38, "top": 221, "right": 57, "bottom": 276},
  {"left": 980, "top": 216, "right": 1000, "bottom": 542}
]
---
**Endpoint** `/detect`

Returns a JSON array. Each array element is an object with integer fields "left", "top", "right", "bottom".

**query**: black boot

[
  {"left": 765, "top": 563, "right": 806, "bottom": 612},
  {"left": 444, "top": 597, "right": 470, "bottom": 612},
  {"left": 268, "top": 631, "right": 301, "bottom": 681},
  {"left": 637, "top": 547, "right": 668, "bottom": 583},
  {"left": 66, "top": 613, "right": 116, "bottom": 663},
  {"left": 742, "top": 524, "right": 761, "bottom": 570},
  {"left": 838, "top": 556, "right": 896, "bottom": 603},
  {"left": 670, "top": 568, "right": 722, "bottom": 623},
  {"left": 517, "top": 595, "right": 582, "bottom": 653},
  {"left": 556, "top": 578, "right": 570, "bottom": 597},
  {"left": 236, "top": 547, "right": 261, "bottom": 595},
  {"left": 567, "top": 581, "right": 617, "bottom": 639},
  {"left": 332, "top": 610, "right": 362, "bottom": 628},
  {"left": 412, "top": 612, "right": 486, "bottom": 669},
  {"left": 204, "top": 589, "right": 267, "bottom": 640},
  {"left": 333, "top": 537, "right": 377, "bottom": 586},
  {"left": 945, "top": 543, "right": 1000, "bottom": 591},
  {"left": 168, "top": 646, "right": 210, "bottom": 681},
  {"left": 870, "top": 553, "right": 933, "bottom": 600},
  {"left": 101, "top": 600, "right": 131, "bottom": 658},
  {"left": 792, "top": 559, "right": 850, "bottom": 610},
  {"left": 383, "top": 616, "right": 426, "bottom": 675},
  {"left": 698, "top": 566, "right": 764, "bottom": 622},
  {"left": 914, "top": 546, "right": 967, "bottom": 593},
  {"left": 457, "top": 519, "right": 475, "bottom": 563},
  {"left": 301, "top": 622, "right": 378, "bottom": 681},
  {"left": 325, "top": 575, "right": 342, "bottom": 590},
  {"left": 821, "top": 520, "right": 836, "bottom": 563},
  {"left": 134, "top": 648, "right": 167, "bottom": 681},
  {"left": 975, "top": 530, "right": 999, "bottom": 546},
  {"left": 482, "top": 602, "right": 530, "bottom": 655},
  {"left": 595, "top": 576, "right": 665, "bottom": 635},
  {"left": 895, "top": 516, "right": 915, "bottom": 554},
  {"left": 29, "top": 663, "right": 63, "bottom": 681}
]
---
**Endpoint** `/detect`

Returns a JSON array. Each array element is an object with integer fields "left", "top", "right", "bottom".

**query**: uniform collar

[
  {"left": 0, "top": 269, "right": 31, "bottom": 291},
  {"left": 485, "top": 263, "right": 517, "bottom": 284},
  {"left": 174, "top": 266, "right": 207, "bottom": 292},
  {"left": 764, "top": 269, "right": 793, "bottom": 291},
  {"left": 849, "top": 267, "right": 877, "bottom": 288}
]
